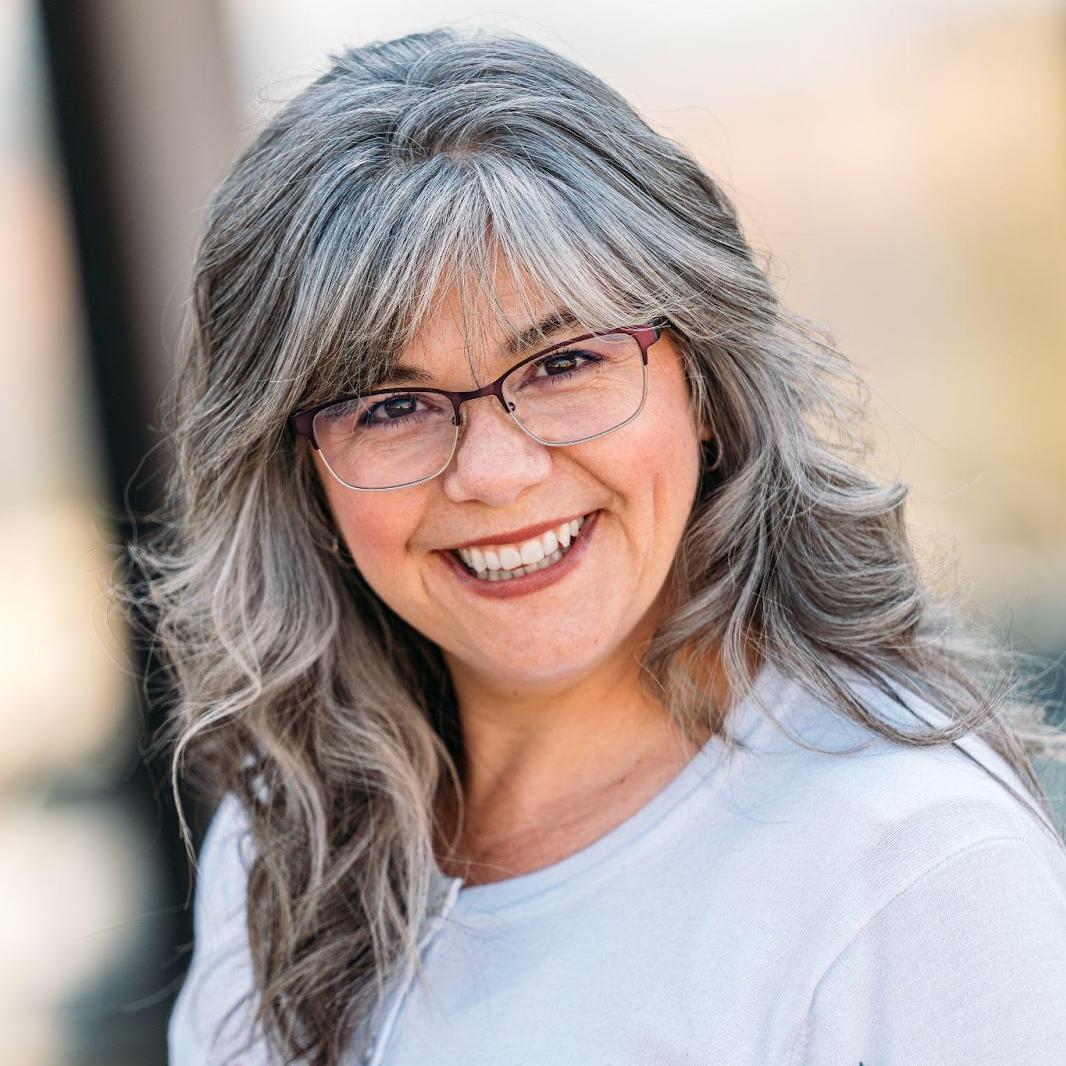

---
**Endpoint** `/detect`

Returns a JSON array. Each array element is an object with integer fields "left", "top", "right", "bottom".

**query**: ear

[{"left": 698, "top": 420, "right": 714, "bottom": 444}]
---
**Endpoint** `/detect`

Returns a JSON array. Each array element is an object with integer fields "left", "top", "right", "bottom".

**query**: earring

[
  {"left": 330, "top": 533, "right": 344, "bottom": 561},
  {"left": 703, "top": 437, "right": 723, "bottom": 471}
]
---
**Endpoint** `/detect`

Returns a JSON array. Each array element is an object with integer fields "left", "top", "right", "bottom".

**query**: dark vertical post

[{"left": 36, "top": 2, "right": 238, "bottom": 1059}]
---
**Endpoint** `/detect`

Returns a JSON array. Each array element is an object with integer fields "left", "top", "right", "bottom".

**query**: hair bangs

[
  {"left": 446, "top": 154, "right": 678, "bottom": 358},
  {"left": 288, "top": 149, "right": 684, "bottom": 411}
]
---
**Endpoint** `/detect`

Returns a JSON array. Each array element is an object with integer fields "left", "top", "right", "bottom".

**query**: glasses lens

[
  {"left": 502, "top": 331, "right": 646, "bottom": 444},
  {"left": 313, "top": 391, "right": 456, "bottom": 489}
]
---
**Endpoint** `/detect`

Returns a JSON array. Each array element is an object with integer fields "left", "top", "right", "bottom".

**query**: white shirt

[{"left": 169, "top": 661, "right": 1066, "bottom": 1064}]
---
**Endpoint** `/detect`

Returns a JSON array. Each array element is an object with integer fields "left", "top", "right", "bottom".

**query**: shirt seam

[{"left": 785, "top": 831, "right": 1030, "bottom": 1066}]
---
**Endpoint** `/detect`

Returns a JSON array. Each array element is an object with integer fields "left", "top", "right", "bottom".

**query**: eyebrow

[{"left": 372, "top": 308, "right": 581, "bottom": 390}]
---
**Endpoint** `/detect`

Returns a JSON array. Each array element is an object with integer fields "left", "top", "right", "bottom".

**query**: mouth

[
  {"left": 451, "top": 512, "right": 593, "bottom": 580},
  {"left": 437, "top": 510, "right": 601, "bottom": 597}
]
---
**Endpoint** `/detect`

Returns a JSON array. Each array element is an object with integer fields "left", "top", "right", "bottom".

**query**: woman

[{"left": 137, "top": 25, "right": 1066, "bottom": 1066}]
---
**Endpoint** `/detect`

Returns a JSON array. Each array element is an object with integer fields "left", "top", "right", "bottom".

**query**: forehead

[{"left": 375, "top": 263, "right": 587, "bottom": 388}]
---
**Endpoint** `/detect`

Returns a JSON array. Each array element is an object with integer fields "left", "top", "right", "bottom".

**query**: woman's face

[{"left": 312, "top": 276, "right": 709, "bottom": 690}]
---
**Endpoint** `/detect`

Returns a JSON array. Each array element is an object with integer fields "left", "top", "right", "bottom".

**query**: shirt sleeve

[
  {"left": 789, "top": 833, "right": 1066, "bottom": 1066},
  {"left": 168, "top": 793, "right": 279, "bottom": 1066}
]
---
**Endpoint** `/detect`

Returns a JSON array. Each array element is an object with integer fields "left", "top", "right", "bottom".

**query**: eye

[
  {"left": 541, "top": 352, "right": 586, "bottom": 375},
  {"left": 316, "top": 392, "right": 450, "bottom": 433},
  {"left": 525, "top": 348, "right": 600, "bottom": 384},
  {"left": 361, "top": 394, "right": 422, "bottom": 423}
]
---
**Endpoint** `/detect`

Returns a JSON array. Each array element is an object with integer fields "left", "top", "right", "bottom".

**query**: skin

[{"left": 312, "top": 269, "right": 732, "bottom": 886}]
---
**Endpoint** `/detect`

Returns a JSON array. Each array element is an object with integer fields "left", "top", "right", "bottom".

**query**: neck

[{"left": 432, "top": 613, "right": 747, "bottom": 885}]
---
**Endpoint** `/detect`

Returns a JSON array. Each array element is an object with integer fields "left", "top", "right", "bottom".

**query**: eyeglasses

[{"left": 289, "top": 318, "right": 669, "bottom": 491}]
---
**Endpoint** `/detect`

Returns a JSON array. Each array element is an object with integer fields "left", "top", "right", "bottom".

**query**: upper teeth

[{"left": 457, "top": 515, "right": 588, "bottom": 574}]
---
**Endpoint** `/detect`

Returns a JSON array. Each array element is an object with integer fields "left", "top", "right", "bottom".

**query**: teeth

[
  {"left": 519, "top": 537, "right": 545, "bottom": 566},
  {"left": 454, "top": 513, "right": 590, "bottom": 580}
]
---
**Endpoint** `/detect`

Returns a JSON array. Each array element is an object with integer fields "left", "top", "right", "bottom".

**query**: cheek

[
  {"left": 639, "top": 418, "right": 702, "bottom": 542},
  {"left": 646, "top": 358, "right": 703, "bottom": 489},
  {"left": 340, "top": 507, "right": 409, "bottom": 566},
  {"left": 332, "top": 496, "right": 432, "bottom": 625},
  {"left": 585, "top": 371, "right": 702, "bottom": 501},
  {"left": 608, "top": 368, "right": 704, "bottom": 568},
  {"left": 316, "top": 457, "right": 419, "bottom": 573}
]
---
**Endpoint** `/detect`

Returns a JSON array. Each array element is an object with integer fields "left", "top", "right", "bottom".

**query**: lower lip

[{"left": 436, "top": 510, "right": 601, "bottom": 599}]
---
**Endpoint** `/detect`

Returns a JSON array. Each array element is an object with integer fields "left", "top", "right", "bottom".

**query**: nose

[{"left": 440, "top": 395, "right": 552, "bottom": 506}]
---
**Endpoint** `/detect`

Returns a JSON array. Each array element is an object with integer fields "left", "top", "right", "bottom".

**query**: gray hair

[{"left": 123, "top": 25, "right": 1065, "bottom": 1065}]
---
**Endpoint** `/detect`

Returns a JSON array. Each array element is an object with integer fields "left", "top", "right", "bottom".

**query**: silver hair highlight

[{"left": 121, "top": 25, "right": 1066, "bottom": 1065}]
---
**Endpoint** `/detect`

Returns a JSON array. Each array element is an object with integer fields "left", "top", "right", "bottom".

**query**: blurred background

[{"left": 1, "top": 0, "right": 1063, "bottom": 1061}]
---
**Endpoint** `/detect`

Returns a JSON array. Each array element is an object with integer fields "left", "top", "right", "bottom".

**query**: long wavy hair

[{"left": 123, "top": 25, "right": 1065, "bottom": 1066}]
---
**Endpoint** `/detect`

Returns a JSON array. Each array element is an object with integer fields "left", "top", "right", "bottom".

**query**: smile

[
  {"left": 438, "top": 510, "right": 601, "bottom": 598},
  {"left": 453, "top": 514, "right": 590, "bottom": 581}
]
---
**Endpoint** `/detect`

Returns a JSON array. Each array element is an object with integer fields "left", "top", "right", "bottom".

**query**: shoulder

[
  {"left": 787, "top": 828, "right": 1066, "bottom": 1065},
  {"left": 743, "top": 663, "right": 1059, "bottom": 842},
  {"left": 205, "top": 791, "right": 256, "bottom": 858},
  {"left": 193, "top": 793, "right": 257, "bottom": 929},
  {"left": 168, "top": 793, "right": 266, "bottom": 1065},
  {"left": 724, "top": 662, "right": 1066, "bottom": 930},
  {"left": 726, "top": 668, "right": 1066, "bottom": 1063}
]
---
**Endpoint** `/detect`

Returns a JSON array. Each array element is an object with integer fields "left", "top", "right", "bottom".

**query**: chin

[{"left": 459, "top": 634, "right": 622, "bottom": 687}]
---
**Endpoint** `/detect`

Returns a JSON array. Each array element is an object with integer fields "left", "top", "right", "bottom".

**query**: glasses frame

[{"left": 289, "top": 317, "right": 669, "bottom": 492}]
